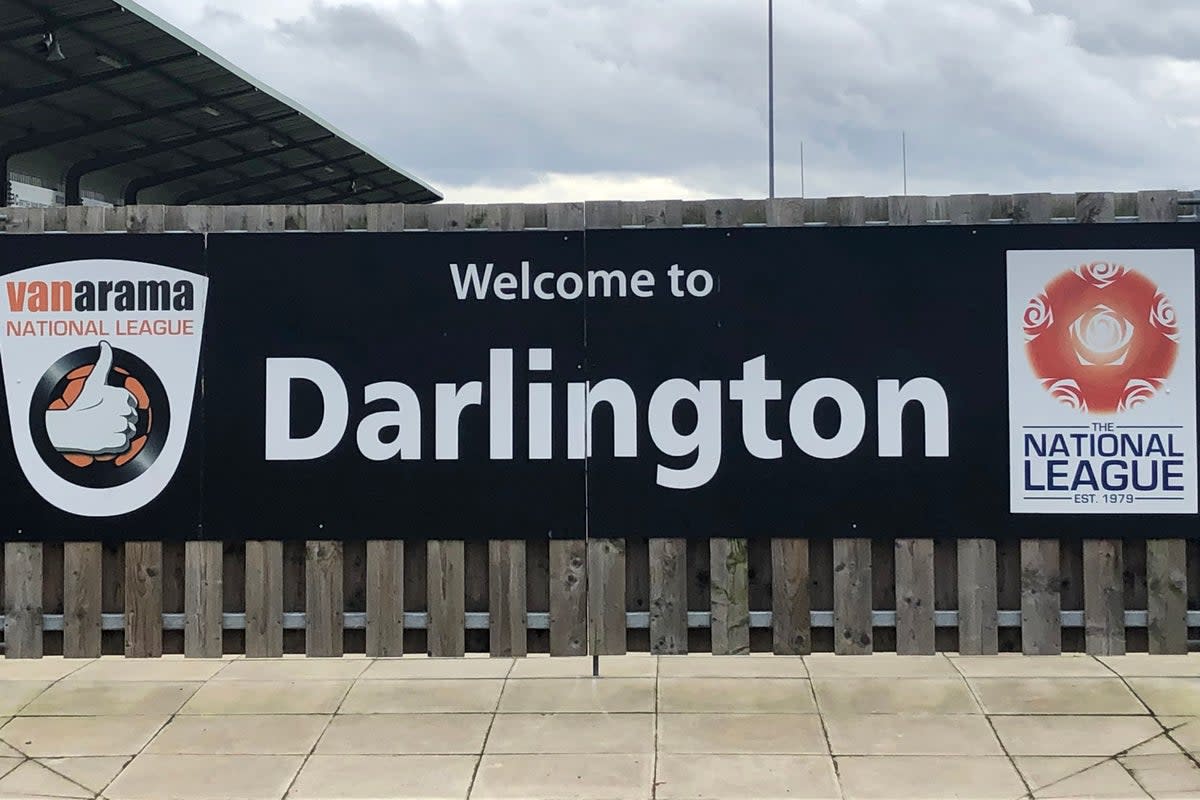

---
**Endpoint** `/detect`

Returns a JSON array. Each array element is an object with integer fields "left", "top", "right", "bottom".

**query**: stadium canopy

[{"left": 0, "top": 0, "right": 442, "bottom": 205}]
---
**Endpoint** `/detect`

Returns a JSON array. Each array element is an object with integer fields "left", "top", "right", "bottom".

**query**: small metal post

[
  {"left": 767, "top": 0, "right": 775, "bottom": 199},
  {"left": 592, "top": 654, "right": 600, "bottom": 677}
]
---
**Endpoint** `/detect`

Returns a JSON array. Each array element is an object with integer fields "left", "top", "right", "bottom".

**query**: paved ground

[{"left": 0, "top": 653, "right": 1197, "bottom": 798}]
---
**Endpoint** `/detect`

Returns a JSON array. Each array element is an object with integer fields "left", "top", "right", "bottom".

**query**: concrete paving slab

[
  {"left": 508, "top": 654, "right": 658, "bottom": 679},
  {"left": 952, "top": 654, "right": 1114, "bottom": 678},
  {"left": 835, "top": 755, "right": 1026, "bottom": 799},
  {"left": 19, "top": 681, "right": 199, "bottom": 716},
  {"left": 486, "top": 712, "right": 654, "bottom": 754},
  {"left": 146, "top": 714, "right": 329, "bottom": 754},
  {"left": 105, "top": 753, "right": 304, "bottom": 800},
  {"left": 0, "top": 759, "right": 91, "bottom": 799},
  {"left": 659, "top": 654, "right": 808, "bottom": 678},
  {"left": 472, "top": 753, "right": 653, "bottom": 799},
  {"left": 180, "top": 680, "right": 351, "bottom": 715},
  {"left": 813, "top": 677, "right": 980, "bottom": 714},
  {"left": 360, "top": 656, "right": 514, "bottom": 680},
  {"left": 969, "top": 676, "right": 1147, "bottom": 714},
  {"left": 1032, "top": 758, "right": 1150, "bottom": 798},
  {"left": 316, "top": 713, "right": 491, "bottom": 754},
  {"left": 0, "top": 714, "right": 168, "bottom": 757},
  {"left": 659, "top": 677, "right": 816, "bottom": 713},
  {"left": 289, "top": 754, "right": 477, "bottom": 799},
  {"left": 1128, "top": 677, "right": 1200, "bottom": 716},
  {"left": 499, "top": 677, "right": 655, "bottom": 713},
  {"left": 342, "top": 678, "right": 503, "bottom": 713},
  {"left": 823, "top": 713, "right": 1004, "bottom": 755},
  {"left": 656, "top": 753, "right": 839, "bottom": 799},
  {"left": 992, "top": 715, "right": 1164, "bottom": 756},
  {"left": 657, "top": 712, "right": 828, "bottom": 754}
]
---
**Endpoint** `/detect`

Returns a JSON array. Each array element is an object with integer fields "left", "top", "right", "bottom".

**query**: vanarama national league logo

[{"left": 0, "top": 260, "right": 206, "bottom": 517}]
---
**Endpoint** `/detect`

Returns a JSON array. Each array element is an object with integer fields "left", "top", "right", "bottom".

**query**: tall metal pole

[{"left": 768, "top": 0, "right": 775, "bottom": 199}]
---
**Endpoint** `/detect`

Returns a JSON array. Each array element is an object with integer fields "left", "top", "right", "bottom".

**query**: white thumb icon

[{"left": 45, "top": 342, "right": 139, "bottom": 456}]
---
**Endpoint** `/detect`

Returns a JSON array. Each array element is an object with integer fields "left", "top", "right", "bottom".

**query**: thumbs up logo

[{"left": 32, "top": 341, "right": 170, "bottom": 488}]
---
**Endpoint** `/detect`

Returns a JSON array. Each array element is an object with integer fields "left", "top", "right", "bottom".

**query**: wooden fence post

[
  {"left": 649, "top": 538, "right": 687, "bottom": 654},
  {"left": 63, "top": 542, "right": 102, "bottom": 658},
  {"left": 958, "top": 539, "right": 998, "bottom": 655},
  {"left": 710, "top": 538, "right": 750, "bottom": 655},
  {"left": 125, "top": 542, "right": 162, "bottom": 658},
  {"left": 489, "top": 540, "right": 527, "bottom": 657},
  {"left": 245, "top": 541, "right": 283, "bottom": 658},
  {"left": 834, "top": 538, "right": 872, "bottom": 655},
  {"left": 428, "top": 540, "right": 465, "bottom": 657},
  {"left": 771, "top": 539, "right": 811, "bottom": 655},
  {"left": 1084, "top": 539, "right": 1125, "bottom": 656},
  {"left": 549, "top": 539, "right": 587, "bottom": 656},
  {"left": 1021, "top": 539, "right": 1061, "bottom": 655},
  {"left": 895, "top": 539, "right": 935, "bottom": 655},
  {"left": 305, "top": 540, "right": 344, "bottom": 657},
  {"left": 1147, "top": 539, "right": 1187, "bottom": 654},
  {"left": 366, "top": 540, "right": 404, "bottom": 657},
  {"left": 4, "top": 543, "right": 43, "bottom": 659},
  {"left": 588, "top": 538, "right": 626, "bottom": 655},
  {"left": 184, "top": 541, "right": 223, "bottom": 657}
]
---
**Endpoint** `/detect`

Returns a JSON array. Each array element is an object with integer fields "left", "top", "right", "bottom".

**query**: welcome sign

[{"left": 0, "top": 226, "right": 1195, "bottom": 541}]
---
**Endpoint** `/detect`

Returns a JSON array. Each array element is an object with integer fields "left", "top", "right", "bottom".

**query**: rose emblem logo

[{"left": 1023, "top": 262, "right": 1179, "bottom": 414}]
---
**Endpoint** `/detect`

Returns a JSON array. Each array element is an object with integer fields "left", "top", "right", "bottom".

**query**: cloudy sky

[{"left": 135, "top": 0, "right": 1200, "bottom": 203}]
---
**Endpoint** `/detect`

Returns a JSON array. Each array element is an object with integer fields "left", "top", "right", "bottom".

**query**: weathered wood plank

[
  {"left": 244, "top": 541, "right": 283, "bottom": 657},
  {"left": 427, "top": 540, "right": 465, "bottom": 657},
  {"left": 304, "top": 540, "right": 344, "bottom": 657},
  {"left": 1084, "top": 539, "right": 1125, "bottom": 656},
  {"left": 958, "top": 539, "right": 998, "bottom": 655},
  {"left": 4, "top": 543, "right": 43, "bottom": 658},
  {"left": 587, "top": 538, "right": 626, "bottom": 655},
  {"left": 887, "top": 195, "right": 927, "bottom": 225},
  {"left": 1076, "top": 192, "right": 1116, "bottom": 223},
  {"left": 765, "top": 197, "right": 805, "bottom": 227},
  {"left": 124, "top": 542, "right": 162, "bottom": 658},
  {"left": 648, "top": 538, "right": 687, "bottom": 654},
  {"left": 710, "top": 538, "right": 750, "bottom": 655},
  {"left": 895, "top": 538, "right": 936, "bottom": 655},
  {"left": 184, "top": 541, "right": 223, "bottom": 658},
  {"left": 549, "top": 539, "right": 587, "bottom": 656},
  {"left": 63, "top": 542, "right": 102, "bottom": 658},
  {"left": 1137, "top": 190, "right": 1179, "bottom": 222},
  {"left": 1021, "top": 539, "right": 1061, "bottom": 655},
  {"left": 489, "top": 540, "right": 527, "bottom": 657},
  {"left": 833, "top": 538, "right": 872, "bottom": 655},
  {"left": 770, "top": 538, "right": 810, "bottom": 655},
  {"left": 1011, "top": 193, "right": 1052, "bottom": 223},
  {"left": 1147, "top": 539, "right": 1187, "bottom": 654},
  {"left": 366, "top": 540, "right": 404, "bottom": 657},
  {"left": 365, "top": 204, "right": 405, "bottom": 232}
]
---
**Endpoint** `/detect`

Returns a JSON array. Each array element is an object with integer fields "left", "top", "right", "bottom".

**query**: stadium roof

[{"left": 0, "top": 0, "right": 442, "bottom": 205}]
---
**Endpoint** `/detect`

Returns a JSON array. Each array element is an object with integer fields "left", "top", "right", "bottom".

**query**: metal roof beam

[
  {"left": 9, "top": 0, "right": 333, "bottom": 174},
  {"left": 123, "top": 134, "right": 336, "bottom": 204},
  {"left": 175, "top": 152, "right": 365, "bottom": 204},
  {"left": 0, "top": 86, "right": 256, "bottom": 159},
  {"left": 0, "top": 6, "right": 123, "bottom": 44},
  {"left": 321, "top": 179, "right": 408, "bottom": 204},
  {"left": 63, "top": 111, "right": 296, "bottom": 204},
  {"left": 243, "top": 167, "right": 390, "bottom": 204},
  {"left": 0, "top": 51, "right": 196, "bottom": 110}
]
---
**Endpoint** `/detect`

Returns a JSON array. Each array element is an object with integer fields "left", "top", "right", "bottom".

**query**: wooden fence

[{"left": 0, "top": 189, "right": 1197, "bottom": 659}]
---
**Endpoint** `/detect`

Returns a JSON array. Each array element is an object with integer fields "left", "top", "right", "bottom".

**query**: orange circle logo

[{"left": 1023, "top": 262, "right": 1179, "bottom": 414}]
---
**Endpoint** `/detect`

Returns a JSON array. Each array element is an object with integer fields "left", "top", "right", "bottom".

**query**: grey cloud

[{"left": 161, "top": 0, "right": 1199, "bottom": 199}]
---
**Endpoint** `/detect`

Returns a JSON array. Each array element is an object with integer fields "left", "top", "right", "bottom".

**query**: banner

[{"left": 0, "top": 225, "right": 1196, "bottom": 540}]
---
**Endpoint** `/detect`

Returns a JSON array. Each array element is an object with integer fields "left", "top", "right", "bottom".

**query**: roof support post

[
  {"left": 65, "top": 169, "right": 81, "bottom": 206},
  {"left": 1, "top": 152, "right": 11, "bottom": 206}
]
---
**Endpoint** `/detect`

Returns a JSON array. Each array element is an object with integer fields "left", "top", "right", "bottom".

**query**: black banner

[{"left": 0, "top": 224, "right": 1197, "bottom": 541}]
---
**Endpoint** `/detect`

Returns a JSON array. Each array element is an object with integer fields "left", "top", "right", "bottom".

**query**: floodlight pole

[{"left": 768, "top": 0, "right": 775, "bottom": 199}]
